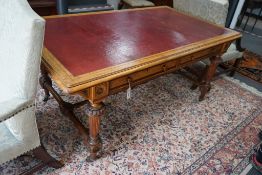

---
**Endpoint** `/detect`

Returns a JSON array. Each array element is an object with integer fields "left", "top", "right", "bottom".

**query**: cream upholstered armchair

[
  {"left": 0, "top": 0, "right": 62, "bottom": 173},
  {"left": 119, "top": 0, "right": 155, "bottom": 9},
  {"left": 173, "top": 0, "right": 229, "bottom": 26},
  {"left": 173, "top": 0, "right": 245, "bottom": 87}
]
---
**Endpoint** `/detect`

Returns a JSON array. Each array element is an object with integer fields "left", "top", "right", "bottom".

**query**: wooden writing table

[{"left": 40, "top": 7, "right": 241, "bottom": 161}]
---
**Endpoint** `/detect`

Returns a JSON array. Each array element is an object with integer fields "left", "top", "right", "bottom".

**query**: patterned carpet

[
  {"left": 0, "top": 74, "right": 261, "bottom": 175},
  {"left": 222, "top": 50, "right": 262, "bottom": 84}
]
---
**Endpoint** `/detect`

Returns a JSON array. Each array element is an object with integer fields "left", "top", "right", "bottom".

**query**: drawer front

[{"left": 109, "top": 45, "right": 222, "bottom": 93}]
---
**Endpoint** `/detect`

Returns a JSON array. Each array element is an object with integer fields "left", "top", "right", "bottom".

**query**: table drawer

[
  {"left": 110, "top": 63, "right": 167, "bottom": 90},
  {"left": 109, "top": 45, "right": 221, "bottom": 93}
]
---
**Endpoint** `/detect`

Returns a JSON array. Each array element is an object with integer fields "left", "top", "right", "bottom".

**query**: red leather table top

[{"left": 44, "top": 7, "right": 229, "bottom": 76}]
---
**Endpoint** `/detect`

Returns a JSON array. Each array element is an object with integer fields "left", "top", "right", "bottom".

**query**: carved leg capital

[{"left": 87, "top": 102, "right": 105, "bottom": 117}]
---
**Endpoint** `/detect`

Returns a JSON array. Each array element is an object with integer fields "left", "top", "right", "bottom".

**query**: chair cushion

[
  {"left": 68, "top": 4, "right": 114, "bottom": 13},
  {"left": 173, "top": 0, "right": 229, "bottom": 26},
  {"left": 201, "top": 44, "right": 244, "bottom": 65},
  {"left": 0, "top": 98, "right": 34, "bottom": 122},
  {"left": 123, "top": 0, "right": 155, "bottom": 7},
  {"left": 0, "top": 122, "right": 40, "bottom": 164}
]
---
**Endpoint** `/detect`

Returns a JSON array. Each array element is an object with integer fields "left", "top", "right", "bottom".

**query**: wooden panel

[{"left": 28, "top": 0, "right": 57, "bottom": 16}]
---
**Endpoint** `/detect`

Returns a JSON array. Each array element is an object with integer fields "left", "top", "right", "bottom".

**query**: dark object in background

[
  {"left": 221, "top": 50, "right": 262, "bottom": 84},
  {"left": 28, "top": 0, "right": 57, "bottom": 16},
  {"left": 150, "top": 0, "right": 173, "bottom": 7},
  {"left": 237, "top": 0, "right": 262, "bottom": 32},
  {"left": 249, "top": 131, "right": 262, "bottom": 174},
  {"left": 256, "top": 144, "right": 262, "bottom": 164},
  {"left": 225, "top": 0, "right": 239, "bottom": 27},
  {"left": 256, "top": 131, "right": 262, "bottom": 164},
  {"left": 56, "top": 0, "right": 114, "bottom": 15}
]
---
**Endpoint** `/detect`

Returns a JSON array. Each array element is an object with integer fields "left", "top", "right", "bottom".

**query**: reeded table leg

[
  {"left": 39, "top": 63, "right": 89, "bottom": 145},
  {"left": 86, "top": 102, "right": 105, "bottom": 162},
  {"left": 199, "top": 56, "right": 221, "bottom": 101},
  {"left": 40, "top": 63, "right": 107, "bottom": 161},
  {"left": 40, "top": 64, "right": 51, "bottom": 102}
]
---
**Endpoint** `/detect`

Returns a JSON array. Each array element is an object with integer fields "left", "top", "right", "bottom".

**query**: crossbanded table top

[
  {"left": 43, "top": 7, "right": 240, "bottom": 93},
  {"left": 44, "top": 7, "right": 231, "bottom": 76}
]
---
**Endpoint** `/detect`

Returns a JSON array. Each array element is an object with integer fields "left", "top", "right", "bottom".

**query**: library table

[{"left": 40, "top": 7, "right": 241, "bottom": 161}]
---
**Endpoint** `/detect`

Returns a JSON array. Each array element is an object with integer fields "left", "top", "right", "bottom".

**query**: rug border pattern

[{"left": 182, "top": 108, "right": 262, "bottom": 174}]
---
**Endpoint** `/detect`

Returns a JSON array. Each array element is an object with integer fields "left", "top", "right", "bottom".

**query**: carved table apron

[{"left": 41, "top": 7, "right": 241, "bottom": 161}]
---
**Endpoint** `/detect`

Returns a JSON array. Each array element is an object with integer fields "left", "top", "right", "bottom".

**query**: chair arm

[
  {"left": 56, "top": 0, "right": 69, "bottom": 14},
  {"left": 0, "top": 98, "right": 34, "bottom": 123}
]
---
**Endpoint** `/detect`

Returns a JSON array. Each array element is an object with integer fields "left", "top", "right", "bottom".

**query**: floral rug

[
  {"left": 0, "top": 74, "right": 261, "bottom": 175},
  {"left": 222, "top": 50, "right": 262, "bottom": 84}
]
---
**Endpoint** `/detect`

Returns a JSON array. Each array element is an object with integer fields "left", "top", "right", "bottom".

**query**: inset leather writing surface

[{"left": 44, "top": 7, "right": 229, "bottom": 76}]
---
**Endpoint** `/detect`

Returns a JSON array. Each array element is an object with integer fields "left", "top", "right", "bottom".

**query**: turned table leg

[
  {"left": 199, "top": 55, "right": 221, "bottom": 101},
  {"left": 86, "top": 102, "right": 105, "bottom": 162},
  {"left": 40, "top": 64, "right": 51, "bottom": 102},
  {"left": 40, "top": 63, "right": 71, "bottom": 108},
  {"left": 229, "top": 57, "right": 242, "bottom": 77},
  {"left": 39, "top": 63, "right": 89, "bottom": 145}
]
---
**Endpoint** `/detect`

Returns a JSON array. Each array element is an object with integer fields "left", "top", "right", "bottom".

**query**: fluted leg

[{"left": 86, "top": 102, "right": 104, "bottom": 162}]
